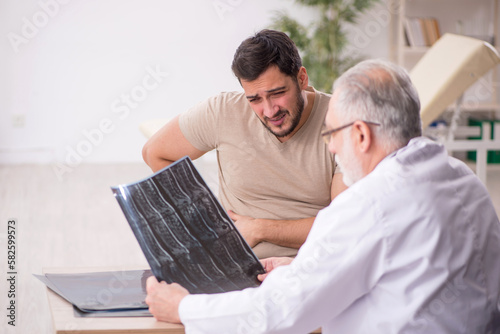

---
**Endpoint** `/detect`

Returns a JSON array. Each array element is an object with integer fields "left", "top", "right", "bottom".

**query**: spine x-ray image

[{"left": 112, "top": 157, "right": 265, "bottom": 294}]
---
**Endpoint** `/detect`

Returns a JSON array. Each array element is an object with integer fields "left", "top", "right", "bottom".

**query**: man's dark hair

[{"left": 231, "top": 29, "right": 302, "bottom": 82}]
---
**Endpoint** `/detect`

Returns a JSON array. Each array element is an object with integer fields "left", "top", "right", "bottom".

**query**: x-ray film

[
  {"left": 111, "top": 157, "right": 265, "bottom": 294},
  {"left": 34, "top": 269, "right": 152, "bottom": 316}
]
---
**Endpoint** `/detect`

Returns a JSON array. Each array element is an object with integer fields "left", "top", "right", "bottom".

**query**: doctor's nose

[{"left": 328, "top": 138, "right": 338, "bottom": 154}]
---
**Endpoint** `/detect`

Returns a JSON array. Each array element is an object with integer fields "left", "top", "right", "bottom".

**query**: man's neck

[{"left": 362, "top": 143, "right": 398, "bottom": 177}]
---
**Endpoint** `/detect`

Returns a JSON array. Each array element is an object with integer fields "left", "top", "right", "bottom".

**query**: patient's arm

[{"left": 142, "top": 115, "right": 206, "bottom": 172}]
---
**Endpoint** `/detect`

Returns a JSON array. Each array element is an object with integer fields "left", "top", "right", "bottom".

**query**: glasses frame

[{"left": 321, "top": 121, "right": 381, "bottom": 144}]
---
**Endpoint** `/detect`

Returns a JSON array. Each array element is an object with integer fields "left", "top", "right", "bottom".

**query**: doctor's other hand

[
  {"left": 145, "top": 276, "right": 189, "bottom": 324},
  {"left": 258, "top": 256, "right": 294, "bottom": 282}
]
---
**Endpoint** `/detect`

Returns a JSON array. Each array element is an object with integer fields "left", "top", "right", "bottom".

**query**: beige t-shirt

[{"left": 179, "top": 87, "right": 335, "bottom": 258}]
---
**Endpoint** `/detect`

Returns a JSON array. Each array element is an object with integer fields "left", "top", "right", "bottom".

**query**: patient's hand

[
  {"left": 257, "top": 257, "right": 293, "bottom": 281},
  {"left": 228, "top": 210, "right": 261, "bottom": 247}
]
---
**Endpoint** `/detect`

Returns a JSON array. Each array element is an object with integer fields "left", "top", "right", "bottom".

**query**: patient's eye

[{"left": 248, "top": 96, "right": 261, "bottom": 103}]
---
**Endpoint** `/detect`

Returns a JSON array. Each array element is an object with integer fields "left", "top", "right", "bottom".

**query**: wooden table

[
  {"left": 44, "top": 266, "right": 321, "bottom": 334},
  {"left": 43, "top": 267, "right": 185, "bottom": 334}
]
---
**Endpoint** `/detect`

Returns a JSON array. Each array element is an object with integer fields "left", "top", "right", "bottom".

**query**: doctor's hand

[
  {"left": 145, "top": 276, "right": 189, "bottom": 324},
  {"left": 228, "top": 210, "right": 261, "bottom": 248},
  {"left": 257, "top": 256, "right": 293, "bottom": 282}
]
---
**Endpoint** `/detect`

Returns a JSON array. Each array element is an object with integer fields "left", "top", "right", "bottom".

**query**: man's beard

[
  {"left": 262, "top": 84, "right": 305, "bottom": 138},
  {"left": 335, "top": 133, "right": 364, "bottom": 187}
]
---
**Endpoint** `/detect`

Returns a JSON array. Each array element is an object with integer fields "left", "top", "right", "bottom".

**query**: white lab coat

[{"left": 178, "top": 137, "right": 500, "bottom": 333}]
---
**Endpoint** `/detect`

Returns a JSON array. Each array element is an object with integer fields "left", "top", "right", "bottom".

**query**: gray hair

[{"left": 332, "top": 59, "right": 422, "bottom": 152}]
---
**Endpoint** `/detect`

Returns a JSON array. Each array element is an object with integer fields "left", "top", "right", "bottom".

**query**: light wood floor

[
  {"left": 1, "top": 163, "right": 154, "bottom": 334},
  {"left": 1, "top": 161, "right": 499, "bottom": 334}
]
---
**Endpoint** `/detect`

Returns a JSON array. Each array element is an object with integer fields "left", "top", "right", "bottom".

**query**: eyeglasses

[{"left": 321, "top": 121, "right": 381, "bottom": 144}]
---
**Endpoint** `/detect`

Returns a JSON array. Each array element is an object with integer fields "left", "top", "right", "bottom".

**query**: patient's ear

[{"left": 297, "top": 67, "right": 309, "bottom": 89}]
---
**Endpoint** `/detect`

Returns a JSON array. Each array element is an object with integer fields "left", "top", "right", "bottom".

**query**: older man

[{"left": 145, "top": 59, "right": 500, "bottom": 333}]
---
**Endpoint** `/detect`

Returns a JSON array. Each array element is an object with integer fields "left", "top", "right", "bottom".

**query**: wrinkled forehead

[{"left": 240, "top": 65, "right": 294, "bottom": 95}]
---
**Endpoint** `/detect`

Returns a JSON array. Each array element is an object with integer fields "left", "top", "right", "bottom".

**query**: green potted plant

[{"left": 271, "top": 0, "right": 379, "bottom": 92}]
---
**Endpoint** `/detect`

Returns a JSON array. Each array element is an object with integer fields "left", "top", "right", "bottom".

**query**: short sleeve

[{"left": 178, "top": 96, "right": 220, "bottom": 152}]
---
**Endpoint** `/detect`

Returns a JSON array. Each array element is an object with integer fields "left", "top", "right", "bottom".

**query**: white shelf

[
  {"left": 446, "top": 103, "right": 500, "bottom": 112},
  {"left": 391, "top": 0, "right": 500, "bottom": 116}
]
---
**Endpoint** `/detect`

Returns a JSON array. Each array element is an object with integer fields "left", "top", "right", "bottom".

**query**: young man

[
  {"left": 143, "top": 30, "right": 345, "bottom": 259},
  {"left": 145, "top": 59, "right": 500, "bottom": 333}
]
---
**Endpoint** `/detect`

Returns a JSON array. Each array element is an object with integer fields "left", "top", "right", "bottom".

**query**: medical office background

[
  {"left": 2, "top": 0, "right": 499, "bottom": 166},
  {"left": 1, "top": 1, "right": 500, "bottom": 333}
]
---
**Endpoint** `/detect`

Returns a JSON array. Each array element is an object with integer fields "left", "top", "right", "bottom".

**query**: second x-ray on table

[{"left": 112, "top": 156, "right": 265, "bottom": 294}]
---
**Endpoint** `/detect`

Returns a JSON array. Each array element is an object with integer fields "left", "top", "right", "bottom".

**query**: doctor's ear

[{"left": 352, "top": 121, "right": 373, "bottom": 153}]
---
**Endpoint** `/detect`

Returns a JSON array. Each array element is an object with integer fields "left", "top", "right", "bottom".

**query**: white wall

[{"left": 0, "top": 0, "right": 391, "bottom": 168}]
